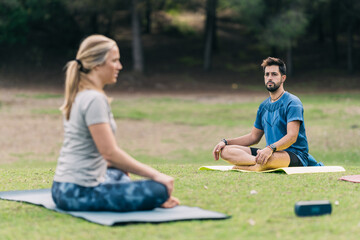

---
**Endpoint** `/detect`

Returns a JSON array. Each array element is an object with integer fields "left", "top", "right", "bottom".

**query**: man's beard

[{"left": 266, "top": 81, "right": 281, "bottom": 92}]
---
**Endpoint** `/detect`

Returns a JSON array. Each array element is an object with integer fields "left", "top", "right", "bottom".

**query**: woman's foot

[{"left": 161, "top": 196, "right": 180, "bottom": 208}]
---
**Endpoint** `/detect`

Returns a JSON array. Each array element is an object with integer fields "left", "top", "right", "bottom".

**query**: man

[{"left": 212, "top": 57, "right": 321, "bottom": 171}]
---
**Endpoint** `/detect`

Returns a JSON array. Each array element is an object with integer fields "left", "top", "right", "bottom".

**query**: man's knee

[
  {"left": 220, "top": 145, "right": 249, "bottom": 159},
  {"left": 220, "top": 146, "right": 232, "bottom": 159}
]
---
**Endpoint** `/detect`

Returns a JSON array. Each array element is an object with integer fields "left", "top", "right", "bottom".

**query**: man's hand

[
  {"left": 212, "top": 141, "right": 226, "bottom": 161},
  {"left": 255, "top": 147, "right": 273, "bottom": 165}
]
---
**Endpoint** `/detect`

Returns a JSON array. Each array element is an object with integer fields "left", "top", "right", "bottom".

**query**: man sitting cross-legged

[{"left": 212, "top": 57, "right": 321, "bottom": 171}]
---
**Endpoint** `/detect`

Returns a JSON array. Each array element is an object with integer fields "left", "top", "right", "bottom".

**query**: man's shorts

[{"left": 250, "top": 147, "right": 303, "bottom": 167}]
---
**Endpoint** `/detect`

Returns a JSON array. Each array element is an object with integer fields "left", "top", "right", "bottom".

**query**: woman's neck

[{"left": 79, "top": 74, "right": 104, "bottom": 92}]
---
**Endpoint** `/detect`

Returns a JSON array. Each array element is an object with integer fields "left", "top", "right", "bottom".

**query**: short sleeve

[
  {"left": 84, "top": 95, "right": 110, "bottom": 126},
  {"left": 287, "top": 100, "right": 304, "bottom": 123},
  {"left": 254, "top": 107, "right": 263, "bottom": 130}
]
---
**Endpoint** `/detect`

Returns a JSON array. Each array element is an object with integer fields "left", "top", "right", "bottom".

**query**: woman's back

[{"left": 54, "top": 89, "right": 116, "bottom": 187}]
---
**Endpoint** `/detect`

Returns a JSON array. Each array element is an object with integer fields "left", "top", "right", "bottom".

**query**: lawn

[{"left": 0, "top": 89, "right": 360, "bottom": 240}]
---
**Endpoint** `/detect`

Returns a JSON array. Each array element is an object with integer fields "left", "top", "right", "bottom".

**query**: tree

[
  {"left": 225, "top": 0, "right": 308, "bottom": 75},
  {"left": 340, "top": 0, "right": 360, "bottom": 74},
  {"left": 64, "top": 0, "right": 122, "bottom": 38},
  {"left": 261, "top": 9, "right": 308, "bottom": 76},
  {"left": 144, "top": 0, "right": 152, "bottom": 34},
  {"left": 0, "top": 0, "right": 28, "bottom": 45},
  {"left": 203, "top": 0, "right": 217, "bottom": 71},
  {"left": 0, "top": 0, "right": 80, "bottom": 48},
  {"left": 131, "top": 0, "right": 144, "bottom": 73},
  {"left": 329, "top": 0, "right": 340, "bottom": 64}
]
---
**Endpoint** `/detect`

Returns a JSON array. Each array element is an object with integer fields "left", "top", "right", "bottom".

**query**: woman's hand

[
  {"left": 212, "top": 141, "right": 226, "bottom": 160},
  {"left": 153, "top": 173, "right": 180, "bottom": 208},
  {"left": 153, "top": 173, "right": 175, "bottom": 196}
]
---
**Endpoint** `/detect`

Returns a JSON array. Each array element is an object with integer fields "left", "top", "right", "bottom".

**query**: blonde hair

[{"left": 60, "top": 34, "right": 117, "bottom": 120}]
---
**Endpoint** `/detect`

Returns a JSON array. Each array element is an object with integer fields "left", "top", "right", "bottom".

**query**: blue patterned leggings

[{"left": 51, "top": 168, "right": 169, "bottom": 212}]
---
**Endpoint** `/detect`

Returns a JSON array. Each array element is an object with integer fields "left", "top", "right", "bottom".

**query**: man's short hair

[{"left": 261, "top": 57, "right": 286, "bottom": 75}]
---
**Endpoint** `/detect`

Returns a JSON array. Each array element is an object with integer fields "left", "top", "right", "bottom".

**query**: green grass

[
  {"left": 1, "top": 92, "right": 360, "bottom": 239},
  {"left": 31, "top": 108, "right": 61, "bottom": 115},
  {"left": 1, "top": 164, "right": 360, "bottom": 240},
  {"left": 178, "top": 56, "right": 202, "bottom": 67},
  {"left": 111, "top": 97, "right": 259, "bottom": 127},
  {"left": 15, "top": 93, "right": 63, "bottom": 99}
]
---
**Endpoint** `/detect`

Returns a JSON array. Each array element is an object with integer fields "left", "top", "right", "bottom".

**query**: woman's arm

[{"left": 88, "top": 123, "right": 174, "bottom": 195}]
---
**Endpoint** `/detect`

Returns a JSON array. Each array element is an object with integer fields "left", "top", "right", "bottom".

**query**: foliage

[
  {"left": 162, "top": 0, "right": 204, "bottom": 12},
  {"left": 0, "top": 0, "right": 28, "bottom": 45},
  {"left": 220, "top": 0, "right": 265, "bottom": 30},
  {"left": 1, "top": 0, "right": 359, "bottom": 75},
  {"left": 178, "top": 56, "right": 202, "bottom": 66},
  {"left": 225, "top": 0, "right": 309, "bottom": 50},
  {"left": 0, "top": 0, "right": 81, "bottom": 48},
  {"left": 261, "top": 9, "right": 308, "bottom": 49}
]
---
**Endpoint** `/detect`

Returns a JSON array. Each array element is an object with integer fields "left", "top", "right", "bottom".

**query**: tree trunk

[
  {"left": 90, "top": 13, "right": 98, "bottom": 34},
  {"left": 347, "top": 22, "right": 354, "bottom": 74},
  {"left": 203, "top": 0, "right": 217, "bottom": 71},
  {"left": 131, "top": 0, "right": 144, "bottom": 73},
  {"left": 286, "top": 45, "right": 293, "bottom": 76},
  {"left": 271, "top": 46, "right": 278, "bottom": 58},
  {"left": 317, "top": 5, "right": 325, "bottom": 44},
  {"left": 104, "top": 14, "right": 113, "bottom": 38},
  {"left": 145, "top": 0, "right": 152, "bottom": 34},
  {"left": 330, "top": 0, "right": 339, "bottom": 64},
  {"left": 212, "top": 1, "right": 218, "bottom": 52}
]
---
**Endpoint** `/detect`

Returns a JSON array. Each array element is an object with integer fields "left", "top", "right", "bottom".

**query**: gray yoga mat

[{"left": 0, "top": 189, "right": 230, "bottom": 226}]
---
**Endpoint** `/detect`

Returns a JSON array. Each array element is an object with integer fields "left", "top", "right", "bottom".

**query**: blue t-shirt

[{"left": 254, "top": 91, "right": 314, "bottom": 166}]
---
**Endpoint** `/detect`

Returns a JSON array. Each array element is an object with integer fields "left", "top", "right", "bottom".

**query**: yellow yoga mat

[{"left": 198, "top": 165, "right": 345, "bottom": 175}]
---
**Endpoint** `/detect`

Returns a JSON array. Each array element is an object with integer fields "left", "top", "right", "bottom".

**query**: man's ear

[{"left": 282, "top": 75, "right": 286, "bottom": 83}]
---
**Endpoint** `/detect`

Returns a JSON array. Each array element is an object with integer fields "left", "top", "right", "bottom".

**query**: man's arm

[
  {"left": 271, "top": 120, "right": 300, "bottom": 151},
  {"left": 255, "top": 120, "right": 300, "bottom": 165},
  {"left": 227, "top": 127, "right": 264, "bottom": 146},
  {"left": 212, "top": 127, "right": 264, "bottom": 160}
]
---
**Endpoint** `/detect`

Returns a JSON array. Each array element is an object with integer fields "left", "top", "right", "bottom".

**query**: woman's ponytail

[{"left": 60, "top": 60, "right": 81, "bottom": 120}]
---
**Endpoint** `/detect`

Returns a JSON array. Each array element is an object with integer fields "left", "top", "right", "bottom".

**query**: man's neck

[{"left": 269, "top": 88, "right": 285, "bottom": 102}]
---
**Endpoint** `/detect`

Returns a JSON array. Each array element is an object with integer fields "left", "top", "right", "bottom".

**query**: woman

[{"left": 52, "top": 35, "right": 179, "bottom": 211}]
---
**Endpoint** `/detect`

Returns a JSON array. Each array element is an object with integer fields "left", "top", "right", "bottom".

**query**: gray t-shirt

[{"left": 54, "top": 90, "right": 116, "bottom": 187}]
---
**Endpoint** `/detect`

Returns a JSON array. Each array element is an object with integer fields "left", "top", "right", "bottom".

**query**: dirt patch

[
  {"left": 115, "top": 119, "right": 247, "bottom": 157},
  {"left": 345, "top": 106, "right": 360, "bottom": 115},
  {"left": 0, "top": 88, "right": 257, "bottom": 164}
]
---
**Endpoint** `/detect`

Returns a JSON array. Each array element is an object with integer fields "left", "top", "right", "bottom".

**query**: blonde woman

[{"left": 52, "top": 35, "right": 179, "bottom": 211}]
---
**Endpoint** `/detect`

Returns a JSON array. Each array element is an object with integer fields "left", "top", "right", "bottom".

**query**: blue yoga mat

[{"left": 0, "top": 189, "right": 230, "bottom": 226}]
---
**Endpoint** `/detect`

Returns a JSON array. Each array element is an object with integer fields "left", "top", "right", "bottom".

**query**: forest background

[{"left": 0, "top": 0, "right": 359, "bottom": 91}]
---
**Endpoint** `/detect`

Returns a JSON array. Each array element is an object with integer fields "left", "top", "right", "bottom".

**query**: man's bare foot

[
  {"left": 161, "top": 196, "right": 180, "bottom": 208},
  {"left": 232, "top": 165, "right": 262, "bottom": 171}
]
